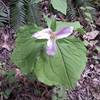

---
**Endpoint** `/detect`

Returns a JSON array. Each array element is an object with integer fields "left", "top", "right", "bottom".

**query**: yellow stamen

[{"left": 50, "top": 32, "right": 56, "bottom": 40}]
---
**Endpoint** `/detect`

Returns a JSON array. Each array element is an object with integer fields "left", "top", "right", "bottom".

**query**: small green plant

[
  {"left": 51, "top": 0, "right": 67, "bottom": 15},
  {"left": 0, "top": 70, "right": 16, "bottom": 99},
  {"left": 11, "top": 18, "right": 87, "bottom": 89}
]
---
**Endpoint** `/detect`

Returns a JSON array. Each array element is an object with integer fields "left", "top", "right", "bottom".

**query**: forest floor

[{"left": 0, "top": 0, "right": 100, "bottom": 100}]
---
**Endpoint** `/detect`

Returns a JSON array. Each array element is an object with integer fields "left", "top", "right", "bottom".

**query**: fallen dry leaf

[
  {"left": 83, "top": 30, "right": 99, "bottom": 41},
  {"left": 96, "top": 17, "right": 100, "bottom": 27}
]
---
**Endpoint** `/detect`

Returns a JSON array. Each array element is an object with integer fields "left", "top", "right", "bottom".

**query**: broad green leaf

[
  {"left": 56, "top": 21, "right": 83, "bottom": 31},
  {"left": 51, "top": 0, "right": 67, "bottom": 15},
  {"left": 11, "top": 25, "right": 41, "bottom": 74},
  {"left": 44, "top": 16, "right": 83, "bottom": 31},
  {"left": 34, "top": 38, "right": 87, "bottom": 88}
]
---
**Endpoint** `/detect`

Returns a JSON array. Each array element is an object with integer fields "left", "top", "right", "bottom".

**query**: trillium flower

[{"left": 32, "top": 27, "right": 73, "bottom": 56}]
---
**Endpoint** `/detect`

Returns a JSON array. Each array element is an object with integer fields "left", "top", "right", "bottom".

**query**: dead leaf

[
  {"left": 83, "top": 30, "right": 99, "bottom": 41},
  {"left": 96, "top": 17, "right": 100, "bottom": 26}
]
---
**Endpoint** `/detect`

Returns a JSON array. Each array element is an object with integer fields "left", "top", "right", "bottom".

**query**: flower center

[{"left": 50, "top": 32, "right": 56, "bottom": 40}]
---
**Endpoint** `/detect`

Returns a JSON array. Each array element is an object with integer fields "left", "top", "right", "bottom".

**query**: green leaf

[
  {"left": 11, "top": 25, "right": 41, "bottom": 74},
  {"left": 34, "top": 38, "right": 87, "bottom": 88},
  {"left": 56, "top": 21, "right": 83, "bottom": 31},
  {"left": 45, "top": 16, "right": 83, "bottom": 31},
  {"left": 51, "top": 0, "right": 67, "bottom": 15}
]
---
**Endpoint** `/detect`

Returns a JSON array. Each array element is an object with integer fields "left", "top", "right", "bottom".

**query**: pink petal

[
  {"left": 46, "top": 39, "right": 57, "bottom": 56},
  {"left": 56, "top": 27, "right": 73, "bottom": 39},
  {"left": 32, "top": 28, "right": 52, "bottom": 39}
]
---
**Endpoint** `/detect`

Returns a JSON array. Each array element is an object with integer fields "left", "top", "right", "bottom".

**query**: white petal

[
  {"left": 46, "top": 39, "right": 57, "bottom": 56},
  {"left": 32, "top": 28, "right": 52, "bottom": 39},
  {"left": 56, "top": 27, "right": 73, "bottom": 39}
]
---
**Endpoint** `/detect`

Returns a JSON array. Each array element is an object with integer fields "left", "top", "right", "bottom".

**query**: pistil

[{"left": 50, "top": 32, "right": 56, "bottom": 40}]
